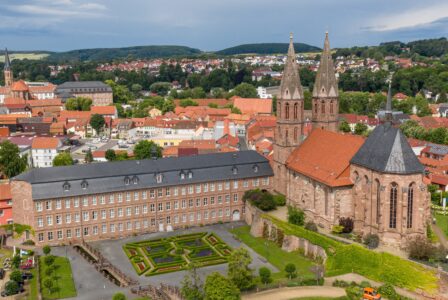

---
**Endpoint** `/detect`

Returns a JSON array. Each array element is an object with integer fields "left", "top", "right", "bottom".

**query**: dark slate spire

[
  {"left": 385, "top": 80, "right": 393, "bottom": 122},
  {"left": 4, "top": 48, "right": 11, "bottom": 70},
  {"left": 279, "top": 33, "right": 303, "bottom": 100},
  {"left": 313, "top": 32, "right": 338, "bottom": 98}
]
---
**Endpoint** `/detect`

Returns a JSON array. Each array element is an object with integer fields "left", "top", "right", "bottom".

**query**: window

[
  {"left": 118, "top": 208, "right": 123, "bottom": 217},
  {"left": 188, "top": 186, "right": 194, "bottom": 194},
  {"left": 83, "top": 197, "right": 88, "bottom": 207},
  {"left": 110, "top": 224, "right": 116, "bottom": 232},
  {"left": 143, "top": 205, "right": 148, "bottom": 214},
  {"left": 100, "top": 195, "right": 105, "bottom": 205},
  {"left": 101, "top": 210, "right": 106, "bottom": 219},
  {"left": 124, "top": 176, "right": 131, "bottom": 185},
  {"left": 38, "top": 233, "right": 44, "bottom": 242},
  {"left": 165, "top": 188, "right": 170, "bottom": 197},
  {"left": 65, "top": 199, "right": 70, "bottom": 209},
  {"left": 210, "top": 183, "right": 215, "bottom": 192},
  {"left": 253, "top": 178, "right": 259, "bottom": 186},
  {"left": 375, "top": 180, "right": 381, "bottom": 224},
  {"left": 174, "top": 188, "right": 178, "bottom": 196},
  {"left": 102, "top": 224, "right": 107, "bottom": 234},
  {"left": 46, "top": 201, "right": 52, "bottom": 210},
  {"left": 197, "top": 212, "right": 201, "bottom": 221},
  {"left": 150, "top": 203, "right": 155, "bottom": 212},
  {"left": 243, "top": 180, "right": 249, "bottom": 188},
  {"left": 81, "top": 180, "right": 88, "bottom": 190},
  {"left": 66, "top": 229, "right": 72, "bottom": 239},
  {"left": 127, "top": 221, "right": 132, "bottom": 231},
  {"left": 126, "top": 192, "right": 131, "bottom": 202},
  {"left": 83, "top": 211, "right": 89, "bottom": 221},
  {"left": 47, "top": 232, "right": 53, "bottom": 241},
  {"left": 226, "top": 208, "right": 230, "bottom": 217},
  {"left": 150, "top": 189, "right": 155, "bottom": 198},
  {"left": 218, "top": 183, "right": 223, "bottom": 191},
  {"left": 37, "top": 217, "right": 43, "bottom": 227},
  {"left": 47, "top": 216, "right": 53, "bottom": 226},
  {"left": 133, "top": 176, "right": 139, "bottom": 185},
  {"left": 233, "top": 180, "right": 238, "bottom": 189},
  {"left": 57, "top": 230, "right": 63, "bottom": 239},
  {"left": 321, "top": 100, "right": 325, "bottom": 113},
  {"left": 389, "top": 183, "right": 398, "bottom": 229},
  {"left": 196, "top": 185, "right": 201, "bottom": 193},
  {"left": 158, "top": 203, "right": 163, "bottom": 211},
  {"left": 203, "top": 198, "right": 208, "bottom": 206},
  {"left": 118, "top": 223, "right": 123, "bottom": 232},
  {"left": 203, "top": 184, "right": 208, "bottom": 192},
  {"left": 330, "top": 100, "right": 334, "bottom": 114},
  {"left": 253, "top": 165, "right": 259, "bottom": 173},
  {"left": 56, "top": 215, "right": 61, "bottom": 225},
  {"left": 204, "top": 211, "right": 209, "bottom": 219},
  {"left": 218, "top": 209, "right": 223, "bottom": 217},
  {"left": 189, "top": 199, "right": 194, "bottom": 208},
  {"left": 109, "top": 194, "right": 115, "bottom": 204},
  {"left": 63, "top": 182, "right": 70, "bottom": 191},
  {"left": 294, "top": 102, "right": 298, "bottom": 119},
  {"left": 135, "top": 206, "right": 140, "bottom": 215},
  {"left": 126, "top": 207, "right": 131, "bottom": 216},
  {"left": 225, "top": 182, "right": 230, "bottom": 190},
  {"left": 285, "top": 102, "right": 290, "bottom": 119},
  {"left": 158, "top": 189, "right": 163, "bottom": 197},
  {"left": 134, "top": 192, "right": 139, "bottom": 201},
  {"left": 225, "top": 195, "right": 230, "bottom": 203},
  {"left": 142, "top": 191, "right": 147, "bottom": 200},
  {"left": 56, "top": 200, "right": 62, "bottom": 210},
  {"left": 210, "top": 197, "right": 215, "bottom": 205},
  {"left": 181, "top": 200, "right": 186, "bottom": 209},
  {"left": 75, "top": 228, "right": 81, "bottom": 237},
  {"left": 36, "top": 202, "right": 43, "bottom": 212},
  {"left": 75, "top": 212, "right": 80, "bottom": 222},
  {"left": 92, "top": 196, "right": 97, "bottom": 206},
  {"left": 188, "top": 171, "right": 193, "bottom": 179},
  {"left": 190, "top": 213, "right": 194, "bottom": 222},
  {"left": 166, "top": 202, "right": 171, "bottom": 211},
  {"left": 84, "top": 227, "right": 89, "bottom": 236},
  {"left": 407, "top": 184, "right": 414, "bottom": 229},
  {"left": 174, "top": 201, "right": 179, "bottom": 210},
  {"left": 233, "top": 194, "right": 238, "bottom": 202},
  {"left": 262, "top": 177, "right": 269, "bottom": 185},
  {"left": 156, "top": 173, "right": 163, "bottom": 183},
  {"left": 181, "top": 187, "right": 186, "bottom": 196},
  {"left": 109, "top": 209, "right": 115, "bottom": 218}
]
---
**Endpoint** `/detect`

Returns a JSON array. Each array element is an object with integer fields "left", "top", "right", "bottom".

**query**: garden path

[{"left": 242, "top": 286, "right": 346, "bottom": 300}]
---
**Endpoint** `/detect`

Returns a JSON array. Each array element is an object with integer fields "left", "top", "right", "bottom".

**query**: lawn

[
  {"left": 39, "top": 256, "right": 77, "bottom": 300},
  {"left": 435, "top": 213, "right": 448, "bottom": 237},
  {"left": 231, "top": 226, "right": 315, "bottom": 280},
  {"left": 263, "top": 215, "right": 438, "bottom": 294},
  {"left": 124, "top": 232, "right": 232, "bottom": 276},
  {"left": 25, "top": 267, "right": 39, "bottom": 300}
]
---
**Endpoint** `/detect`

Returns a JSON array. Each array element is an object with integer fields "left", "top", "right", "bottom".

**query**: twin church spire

[{"left": 279, "top": 33, "right": 304, "bottom": 100}]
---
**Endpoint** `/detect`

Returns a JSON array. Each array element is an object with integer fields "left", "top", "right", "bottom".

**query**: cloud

[{"left": 368, "top": 3, "right": 448, "bottom": 31}]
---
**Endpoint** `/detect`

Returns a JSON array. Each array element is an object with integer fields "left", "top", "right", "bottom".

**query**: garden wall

[{"left": 245, "top": 202, "right": 327, "bottom": 262}]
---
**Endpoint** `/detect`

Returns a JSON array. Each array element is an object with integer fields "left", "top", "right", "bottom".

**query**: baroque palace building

[
  {"left": 274, "top": 32, "right": 430, "bottom": 247},
  {"left": 11, "top": 151, "right": 273, "bottom": 245}
]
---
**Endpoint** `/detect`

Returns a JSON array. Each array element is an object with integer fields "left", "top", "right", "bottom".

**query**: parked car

[
  {"left": 21, "top": 272, "right": 33, "bottom": 280},
  {"left": 118, "top": 144, "right": 129, "bottom": 149}
]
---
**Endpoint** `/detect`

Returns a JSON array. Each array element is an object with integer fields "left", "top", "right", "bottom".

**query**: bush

[
  {"left": 331, "top": 225, "right": 344, "bottom": 234},
  {"left": 377, "top": 283, "right": 398, "bottom": 299},
  {"left": 4, "top": 281, "right": 19, "bottom": 296},
  {"left": 407, "top": 236, "right": 436, "bottom": 261},
  {"left": 287, "top": 206, "right": 305, "bottom": 226},
  {"left": 339, "top": 217, "right": 354, "bottom": 233},
  {"left": 22, "top": 239, "right": 35, "bottom": 246},
  {"left": 112, "top": 292, "right": 127, "bottom": 300},
  {"left": 44, "top": 255, "right": 55, "bottom": 266},
  {"left": 363, "top": 234, "right": 380, "bottom": 249},
  {"left": 304, "top": 221, "right": 318, "bottom": 232},
  {"left": 43, "top": 245, "right": 51, "bottom": 256},
  {"left": 243, "top": 189, "right": 277, "bottom": 211},
  {"left": 258, "top": 267, "right": 272, "bottom": 284},
  {"left": 9, "top": 270, "right": 22, "bottom": 283},
  {"left": 273, "top": 194, "right": 286, "bottom": 206},
  {"left": 285, "top": 263, "right": 297, "bottom": 279}
]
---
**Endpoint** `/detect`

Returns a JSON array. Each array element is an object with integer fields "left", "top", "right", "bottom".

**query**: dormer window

[
  {"left": 63, "top": 181, "right": 70, "bottom": 191},
  {"left": 188, "top": 171, "right": 193, "bottom": 179},
  {"left": 232, "top": 166, "right": 238, "bottom": 175},
  {"left": 81, "top": 180, "right": 88, "bottom": 190},
  {"left": 132, "top": 176, "right": 139, "bottom": 185},
  {"left": 156, "top": 173, "right": 163, "bottom": 184},
  {"left": 180, "top": 171, "right": 185, "bottom": 180},
  {"left": 253, "top": 165, "right": 259, "bottom": 173},
  {"left": 124, "top": 176, "right": 131, "bottom": 185}
]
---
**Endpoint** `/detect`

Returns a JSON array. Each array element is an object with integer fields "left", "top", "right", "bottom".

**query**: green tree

[
  {"left": 232, "top": 83, "right": 258, "bottom": 98},
  {"left": 134, "top": 140, "right": 162, "bottom": 160},
  {"left": 339, "top": 120, "right": 351, "bottom": 133},
  {"left": 105, "top": 149, "right": 116, "bottom": 161},
  {"left": 5, "top": 280, "right": 19, "bottom": 295},
  {"left": 227, "top": 248, "right": 254, "bottom": 290},
  {"left": 0, "top": 140, "right": 28, "bottom": 178},
  {"left": 179, "top": 98, "right": 199, "bottom": 107},
  {"left": 287, "top": 205, "right": 305, "bottom": 226},
  {"left": 90, "top": 113, "right": 106, "bottom": 135},
  {"left": 131, "top": 83, "right": 143, "bottom": 93},
  {"left": 208, "top": 103, "right": 218, "bottom": 108},
  {"left": 9, "top": 270, "right": 22, "bottom": 283},
  {"left": 105, "top": 80, "right": 134, "bottom": 103},
  {"left": 150, "top": 82, "right": 172, "bottom": 96},
  {"left": 43, "top": 245, "right": 51, "bottom": 256},
  {"left": 204, "top": 272, "right": 240, "bottom": 300},
  {"left": 285, "top": 263, "right": 297, "bottom": 279},
  {"left": 44, "top": 255, "right": 55, "bottom": 267},
  {"left": 43, "top": 278, "right": 53, "bottom": 294},
  {"left": 354, "top": 123, "right": 368, "bottom": 135},
  {"left": 11, "top": 255, "right": 21, "bottom": 269},
  {"left": 65, "top": 97, "right": 92, "bottom": 111},
  {"left": 112, "top": 292, "right": 127, "bottom": 300},
  {"left": 181, "top": 262, "right": 204, "bottom": 300},
  {"left": 162, "top": 99, "right": 175, "bottom": 114},
  {"left": 53, "top": 152, "right": 73, "bottom": 167},
  {"left": 85, "top": 148, "right": 93, "bottom": 163},
  {"left": 231, "top": 107, "right": 242, "bottom": 114},
  {"left": 258, "top": 267, "right": 271, "bottom": 285}
]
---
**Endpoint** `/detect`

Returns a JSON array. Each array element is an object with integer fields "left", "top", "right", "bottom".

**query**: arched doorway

[{"left": 232, "top": 210, "right": 240, "bottom": 221}]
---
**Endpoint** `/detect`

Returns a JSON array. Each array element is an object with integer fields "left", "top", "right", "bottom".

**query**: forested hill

[
  {"left": 46, "top": 45, "right": 202, "bottom": 62},
  {"left": 215, "top": 43, "right": 321, "bottom": 55}
]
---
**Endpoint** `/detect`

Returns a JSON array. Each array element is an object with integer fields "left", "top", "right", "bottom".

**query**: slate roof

[
  {"left": 56, "top": 81, "right": 112, "bottom": 91},
  {"left": 313, "top": 32, "right": 338, "bottom": 98},
  {"left": 14, "top": 150, "right": 273, "bottom": 200},
  {"left": 279, "top": 33, "right": 303, "bottom": 100},
  {"left": 350, "top": 123, "right": 424, "bottom": 174},
  {"left": 3, "top": 48, "right": 10, "bottom": 70}
]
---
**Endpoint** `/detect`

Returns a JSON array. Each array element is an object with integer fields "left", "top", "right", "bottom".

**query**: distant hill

[
  {"left": 215, "top": 43, "right": 321, "bottom": 55},
  {"left": 46, "top": 45, "right": 202, "bottom": 62}
]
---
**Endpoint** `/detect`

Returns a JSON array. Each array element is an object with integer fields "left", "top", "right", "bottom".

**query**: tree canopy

[
  {"left": 53, "top": 152, "right": 73, "bottom": 166},
  {"left": 0, "top": 140, "right": 27, "bottom": 178},
  {"left": 133, "top": 140, "right": 163, "bottom": 160},
  {"left": 65, "top": 97, "right": 92, "bottom": 111},
  {"left": 90, "top": 114, "right": 106, "bottom": 134},
  {"left": 204, "top": 272, "right": 240, "bottom": 300}
]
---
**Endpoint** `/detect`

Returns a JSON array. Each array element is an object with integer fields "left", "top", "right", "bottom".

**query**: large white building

[{"left": 31, "top": 137, "right": 63, "bottom": 168}]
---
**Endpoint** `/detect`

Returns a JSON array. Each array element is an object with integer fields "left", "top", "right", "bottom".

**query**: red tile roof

[
  {"left": 287, "top": 129, "right": 365, "bottom": 187},
  {"left": 91, "top": 105, "right": 117, "bottom": 115},
  {"left": 11, "top": 80, "right": 29, "bottom": 91},
  {"left": 232, "top": 96, "right": 272, "bottom": 115},
  {"left": 173, "top": 98, "right": 232, "bottom": 107},
  {"left": 31, "top": 137, "right": 61, "bottom": 149}
]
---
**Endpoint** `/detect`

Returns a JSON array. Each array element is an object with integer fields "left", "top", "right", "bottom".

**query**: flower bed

[{"left": 124, "top": 231, "right": 233, "bottom": 276}]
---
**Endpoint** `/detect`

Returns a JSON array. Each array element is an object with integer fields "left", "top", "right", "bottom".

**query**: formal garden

[{"left": 123, "top": 232, "right": 233, "bottom": 276}]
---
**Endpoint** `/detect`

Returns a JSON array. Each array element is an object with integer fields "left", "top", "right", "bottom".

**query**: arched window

[
  {"left": 294, "top": 127, "right": 298, "bottom": 142},
  {"left": 321, "top": 100, "right": 325, "bottom": 114},
  {"left": 389, "top": 183, "right": 398, "bottom": 229},
  {"left": 314, "top": 101, "right": 318, "bottom": 113},
  {"left": 285, "top": 129, "right": 289, "bottom": 140},
  {"left": 375, "top": 179, "right": 381, "bottom": 225},
  {"left": 407, "top": 183, "right": 414, "bottom": 229},
  {"left": 294, "top": 103, "right": 298, "bottom": 119},
  {"left": 353, "top": 171, "right": 359, "bottom": 183},
  {"left": 285, "top": 103, "right": 290, "bottom": 120},
  {"left": 330, "top": 100, "right": 334, "bottom": 114}
]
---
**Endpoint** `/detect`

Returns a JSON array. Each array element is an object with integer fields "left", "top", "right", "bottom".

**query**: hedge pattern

[{"left": 123, "top": 232, "right": 232, "bottom": 276}]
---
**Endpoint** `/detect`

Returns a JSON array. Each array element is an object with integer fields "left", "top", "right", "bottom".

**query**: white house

[{"left": 31, "top": 137, "right": 63, "bottom": 168}]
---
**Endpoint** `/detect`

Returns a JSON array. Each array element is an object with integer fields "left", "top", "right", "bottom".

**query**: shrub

[
  {"left": 44, "top": 255, "right": 55, "bottom": 267},
  {"left": 407, "top": 236, "right": 436, "bottom": 261},
  {"left": 339, "top": 217, "right": 354, "bottom": 233},
  {"left": 9, "top": 270, "right": 22, "bottom": 283},
  {"left": 258, "top": 267, "right": 272, "bottom": 284},
  {"left": 304, "top": 221, "right": 318, "bottom": 232},
  {"left": 287, "top": 206, "right": 305, "bottom": 226},
  {"left": 285, "top": 263, "right": 297, "bottom": 279},
  {"left": 243, "top": 189, "right": 277, "bottom": 211},
  {"left": 363, "top": 233, "right": 380, "bottom": 249},
  {"left": 112, "top": 292, "right": 127, "bottom": 300},
  {"left": 331, "top": 225, "right": 344, "bottom": 234},
  {"left": 273, "top": 194, "right": 286, "bottom": 206},
  {"left": 11, "top": 255, "right": 21, "bottom": 269},
  {"left": 4, "top": 281, "right": 19, "bottom": 296},
  {"left": 377, "top": 283, "right": 398, "bottom": 299},
  {"left": 43, "top": 245, "right": 51, "bottom": 256}
]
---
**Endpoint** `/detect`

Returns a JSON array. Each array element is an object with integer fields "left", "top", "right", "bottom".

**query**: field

[
  {"left": 0, "top": 53, "right": 49, "bottom": 62},
  {"left": 123, "top": 232, "right": 232, "bottom": 276},
  {"left": 39, "top": 256, "right": 77, "bottom": 300}
]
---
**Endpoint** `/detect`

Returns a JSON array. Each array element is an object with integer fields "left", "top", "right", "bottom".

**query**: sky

[{"left": 1, "top": 0, "right": 448, "bottom": 52}]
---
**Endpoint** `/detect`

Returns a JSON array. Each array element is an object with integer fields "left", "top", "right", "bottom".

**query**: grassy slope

[
  {"left": 39, "top": 256, "right": 77, "bottom": 300},
  {"left": 264, "top": 215, "right": 438, "bottom": 293},
  {"left": 435, "top": 214, "right": 448, "bottom": 236},
  {"left": 231, "top": 226, "right": 315, "bottom": 280}
]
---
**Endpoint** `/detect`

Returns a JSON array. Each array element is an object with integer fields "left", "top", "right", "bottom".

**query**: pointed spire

[
  {"left": 4, "top": 48, "right": 11, "bottom": 70},
  {"left": 279, "top": 32, "right": 303, "bottom": 100},
  {"left": 385, "top": 80, "right": 393, "bottom": 122},
  {"left": 313, "top": 32, "right": 338, "bottom": 98}
]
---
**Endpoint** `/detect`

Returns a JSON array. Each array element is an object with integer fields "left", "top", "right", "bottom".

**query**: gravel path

[{"left": 242, "top": 286, "right": 346, "bottom": 300}]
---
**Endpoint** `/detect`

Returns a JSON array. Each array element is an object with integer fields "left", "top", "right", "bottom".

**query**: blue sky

[{"left": 1, "top": 0, "right": 448, "bottom": 52}]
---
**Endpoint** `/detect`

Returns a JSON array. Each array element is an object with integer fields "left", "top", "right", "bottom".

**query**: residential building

[
  {"left": 0, "top": 184, "right": 13, "bottom": 225},
  {"left": 55, "top": 81, "right": 113, "bottom": 106},
  {"left": 31, "top": 137, "right": 63, "bottom": 168}
]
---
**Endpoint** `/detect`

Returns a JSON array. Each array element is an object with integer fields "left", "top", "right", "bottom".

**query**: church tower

[
  {"left": 273, "top": 33, "right": 305, "bottom": 195},
  {"left": 312, "top": 32, "right": 339, "bottom": 132},
  {"left": 4, "top": 48, "right": 13, "bottom": 87}
]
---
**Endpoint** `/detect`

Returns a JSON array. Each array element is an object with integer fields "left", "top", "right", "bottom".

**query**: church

[{"left": 273, "top": 33, "right": 430, "bottom": 247}]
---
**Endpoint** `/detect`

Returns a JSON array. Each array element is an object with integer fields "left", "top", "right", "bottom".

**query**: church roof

[
  {"left": 3, "top": 48, "right": 11, "bottom": 70},
  {"left": 279, "top": 33, "right": 303, "bottom": 100},
  {"left": 287, "top": 129, "right": 364, "bottom": 187},
  {"left": 11, "top": 80, "right": 29, "bottom": 92},
  {"left": 350, "top": 123, "right": 424, "bottom": 174},
  {"left": 313, "top": 32, "right": 338, "bottom": 98}
]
